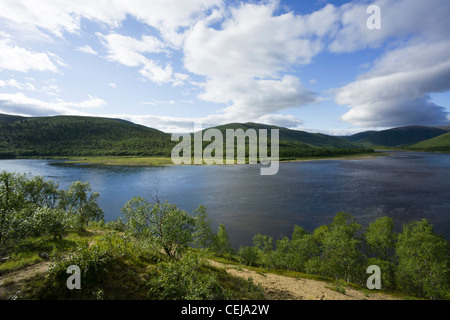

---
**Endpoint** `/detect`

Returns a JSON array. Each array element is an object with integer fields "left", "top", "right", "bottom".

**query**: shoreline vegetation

[
  {"left": 14, "top": 151, "right": 388, "bottom": 167},
  {"left": 0, "top": 171, "right": 448, "bottom": 300}
]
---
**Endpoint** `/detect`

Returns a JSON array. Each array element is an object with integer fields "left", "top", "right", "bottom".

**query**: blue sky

[{"left": 0, "top": 0, "right": 449, "bottom": 134}]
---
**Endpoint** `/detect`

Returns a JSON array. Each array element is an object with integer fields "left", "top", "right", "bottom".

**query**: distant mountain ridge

[
  {"left": 0, "top": 113, "right": 371, "bottom": 159},
  {"left": 340, "top": 126, "right": 448, "bottom": 147},
  {"left": 210, "top": 122, "right": 358, "bottom": 148}
]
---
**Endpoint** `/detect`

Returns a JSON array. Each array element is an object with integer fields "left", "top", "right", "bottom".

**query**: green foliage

[
  {"left": 0, "top": 115, "right": 173, "bottom": 158},
  {"left": 121, "top": 197, "right": 195, "bottom": 258},
  {"left": 193, "top": 205, "right": 215, "bottom": 249},
  {"left": 104, "top": 217, "right": 126, "bottom": 232},
  {"left": 148, "top": 251, "right": 231, "bottom": 300},
  {"left": 0, "top": 114, "right": 373, "bottom": 159},
  {"left": 311, "top": 212, "right": 365, "bottom": 284},
  {"left": 365, "top": 216, "right": 396, "bottom": 260},
  {"left": 212, "top": 223, "right": 233, "bottom": 255},
  {"left": 30, "top": 233, "right": 148, "bottom": 300},
  {"left": 344, "top": 125, "right": 447, "bottom": 148},
  {"left": 289, "top": 232, "right": 320, "bottom": 271},
  {"left": 0, "top": 172, "right": 63, "bottom": 255},
  {"left": 59, "top": 181, "right": 104, "bottom": 231},
  {"left": 0, "top": 171, "right": 107, "bottom": 258},
  {"left": 395, "top": 219, "right": 449, "bottom": 299},
  {"left": 237, "top": 246, "right": 259, "bottom": 266},
  {"left": 408, "top": 132, "right": 450, "bottom": 151},
  {"left": 367, "top": 257, "right": 396, "bottom": 291},
  {"left": 326, "top": 279, "right": 348, "bottom": 295}
]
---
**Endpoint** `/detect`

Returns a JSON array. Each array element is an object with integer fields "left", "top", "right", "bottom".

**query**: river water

[{"left": 1, "top": 151, "right": 449, "bottom": 247}]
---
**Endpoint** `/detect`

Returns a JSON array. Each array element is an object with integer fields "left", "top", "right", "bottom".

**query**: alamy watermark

[
  {"left": 170, "top": 123, "right": 280, "bottom": 175},
  {"left": 367, "top": 5, "right": 381, "bottom": 30},
  {"left": 366, "top": 265, "right": 381, "bottom": 290},
  {"left": 66, "top": 265, "right": 81, "bottom": 290}
]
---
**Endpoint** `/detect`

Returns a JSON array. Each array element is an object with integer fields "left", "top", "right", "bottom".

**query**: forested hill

[
  {"left": 340, "top": 125, "right": 448, "bottom": 147},
  {"left": 211, "top": 122, "right": 358, "bottom": 148},
  {"left": 0, "top": 115, "right": 173, "bottom": 157},
  {"left": 0, "top": 114, "right": 370, "bottom": 159}
]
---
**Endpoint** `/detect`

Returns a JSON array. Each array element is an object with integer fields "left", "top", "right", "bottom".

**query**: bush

[
  {"left": 148, "top": 252, "right": 231, "bottom": 300},
  {"left": 238, "top": 246, "right": 259, "bottom": 266},
  {"left": 395, "top": 219, "right": 449, "bottom": 299}
]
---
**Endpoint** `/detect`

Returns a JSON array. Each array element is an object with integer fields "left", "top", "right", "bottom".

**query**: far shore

[{"left": 34, "top": 151, "right": 390, "bottom": 167}]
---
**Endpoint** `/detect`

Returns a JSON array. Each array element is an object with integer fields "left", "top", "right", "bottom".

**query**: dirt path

[
  {"left": 0, "top": 261, "right": 50, "bottom": 299},
  {"left": 1, "top": 257, "right": 400, "bottom": 300},
  {"left": 208, "top": 260, "right": 399, "bottom": 300}
]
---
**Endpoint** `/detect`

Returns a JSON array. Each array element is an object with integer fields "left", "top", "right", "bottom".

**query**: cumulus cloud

[
  {"left": 0, "top": 92, "right": 106, "bottom": 116},
  {"left": 183, "top": 2, "right": 324, "bottom": 124},
  {"left": 97, "top": 32, "right": 187, "bottom": 85},
  {"left": 0, "top": 38, "right": 60, "bottom": 73},
  {"left": 0, "top": 0, "right": 221, "bottom": 44},
  {"left": 333, "top": 0, "right": 450, "bottom": 128},
  {"left": 329, "top": 0, "right": 450, "bottom": 53},
  {"left": 1, "top": 0, "right": 448, "bottom": 131}
]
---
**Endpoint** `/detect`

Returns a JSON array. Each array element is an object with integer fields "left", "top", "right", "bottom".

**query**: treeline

[
  {"left": 0, "top": 116, "right": 174, "bottom": 158},
  {"left": 0, "top": 171, "right": 262, "bottom": 300},
  {"left": 0, "top": 171, "right": 104, "bottom": 256},
  {"left": 0, "top": 115, "right": 373, "bottom": 159},
  {"left": 233, "top": 213, "right": 449, "bottom": 300}
]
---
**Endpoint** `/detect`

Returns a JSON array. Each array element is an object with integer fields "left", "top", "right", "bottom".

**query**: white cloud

[
  {"left": 0, "top": 92, "right": 106, "bottom": 116},
  {"left": 184, "top": 3, "right": 323, "bottom": 80},
  {"left": 76, "top": 45, "right": 98, "bottom": 55},
  {"left": 0, "top": 0, "right": 222, "bottom": 45},
  {"left": 331, "top": 0, "right": 450, "bottom": 128},
  {"left": 255, "top": 113, "right": 303, "bottom": 129},
  {"left": 329, "top": 0, "right": 450, "bottom": 53},
  {"left": 97, "top": 32, "right": 186, "bottom": 85},
  {"left": 0, "top": 38, "right": 60, "bottom": 73},
  {"left": 0, "top": 78, "right": 36, "bottom": 91},
  {"left": 335, "top": 39, "right": 450, "bottom": 127},
  {"left": 183, "top": 2, "right": 324, "bottom": 124}
]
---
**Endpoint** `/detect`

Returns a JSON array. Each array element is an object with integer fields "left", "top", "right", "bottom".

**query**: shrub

[{"left": 148, "top": 252, "right": 230, "bottom": 300}]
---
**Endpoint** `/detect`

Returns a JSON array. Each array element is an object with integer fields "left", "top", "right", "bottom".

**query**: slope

[
  {"left": 408, "top": 132, "right": 450, "bottom": 151},
  {"left": 0, "top": 114, "right": 173, "bottom": 157},
  {"left": 342, "top": 126, "right": 447, "bottom": 147}
]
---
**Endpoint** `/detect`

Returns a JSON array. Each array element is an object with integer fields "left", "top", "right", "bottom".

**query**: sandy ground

[
  {"left": 0, "top": 261, "right": 50, "bottom": 299},
  {"left": 207, "top": 260, "right": 399, "bottom": 300}
]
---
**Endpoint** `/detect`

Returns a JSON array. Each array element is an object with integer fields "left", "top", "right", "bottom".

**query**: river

[{"left": 1, "top": 151, "right": 449, "bottom": 247}]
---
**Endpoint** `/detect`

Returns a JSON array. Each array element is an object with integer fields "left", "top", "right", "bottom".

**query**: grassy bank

[{"left": 46, "top": 152, "right": 386, "bottom": 167}]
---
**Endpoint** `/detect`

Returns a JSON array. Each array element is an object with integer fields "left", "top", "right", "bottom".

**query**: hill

[
  {"left": 341, "top": 126, "right": 447, "bottom": 147},
  {"left": 408, "top": 132, "right": 450, "bottom": 151},
  {"left": 212, "top": 122, "right": 358, "bottom": 148},
  {"left": 0, "top": 113, "right": 26, "bottom": 124},
  {"left": 206, "top": 122, "right": 370, "bottom": 159},
  {"left": 0, "top": 114, "right": 371, "bottom": 159},
  {"left": 0, "top": 114, "right": 173, "bottom": 158}
]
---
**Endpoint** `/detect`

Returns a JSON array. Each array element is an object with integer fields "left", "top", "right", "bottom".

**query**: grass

[
  {"left": 3, "top": 227, "right": 425, "bottom": 301},
  {"left": 49, "top": 152, "right": 386, "bottom": 167},
  {"left": 7, "top": 227, "right": 266, "bottom": 300},
  {"left": 59, "top": 156, "right": 174, "bottom": 166}
]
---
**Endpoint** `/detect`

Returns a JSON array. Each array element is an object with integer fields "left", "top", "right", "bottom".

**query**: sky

[{"left": 0, "top": 0, "right": 449, "bottom": 134}]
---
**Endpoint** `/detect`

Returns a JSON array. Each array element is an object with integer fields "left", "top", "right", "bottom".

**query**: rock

[{"left": 39, "top": 252, "right": 49, "bottom": 260}]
